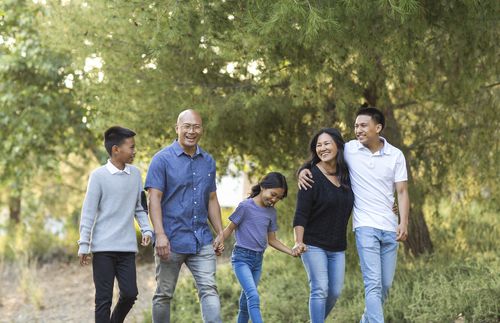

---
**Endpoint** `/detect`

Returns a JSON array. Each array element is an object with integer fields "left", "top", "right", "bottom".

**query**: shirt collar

[
  {"left": 105, "top": 159, "right": 131, "bottom": 175},
  {"left": 172, "top": 140, "right": 203, "bottom": 157},
  {"left": 356, "top": 137, "right": 392, "bottom": 155}
]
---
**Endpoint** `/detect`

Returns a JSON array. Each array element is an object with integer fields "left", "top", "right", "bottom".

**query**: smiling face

[
  {"left": 175, "top": 110, "right": 203, "bottom": 155},
  {"left": 315, "top": 133, "right": 338, "bottom": 164},
  {"left": 260, "top": 187, "right": 286, "bottom": 207},
  {"left": 113, "top": 137, "right": 136, "bottom": 164},
  {"left": 354, "top": 114, "right": 382, "bottom": 147}
]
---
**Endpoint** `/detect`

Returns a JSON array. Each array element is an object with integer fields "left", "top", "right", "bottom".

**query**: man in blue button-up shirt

[{"left": 145, "top": 109, "right": 224, "bottom": 323}]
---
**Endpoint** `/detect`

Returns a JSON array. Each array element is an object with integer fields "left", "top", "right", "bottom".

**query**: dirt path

[{"left": 0, "top": 261, "right": 157, "bottom": 323}]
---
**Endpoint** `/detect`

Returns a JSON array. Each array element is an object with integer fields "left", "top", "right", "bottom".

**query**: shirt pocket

[{"left": 203, "top": 171, "right": 216, "bottom": 192}]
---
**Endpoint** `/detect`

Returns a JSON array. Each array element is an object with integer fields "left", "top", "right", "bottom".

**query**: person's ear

[
  {"left": 376, "top": 124, "right": 382, "bottom": 134},
  {"left": 111, "top": 145, "right": 120, "bottom": 155}
]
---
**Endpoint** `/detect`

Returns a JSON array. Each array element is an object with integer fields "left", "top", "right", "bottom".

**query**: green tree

[
  {"left": 42, "top": 0, "right": 499, "bottom": 255},
  {"left": 0, "top": 0, "right": 97, "bottom": 223}
]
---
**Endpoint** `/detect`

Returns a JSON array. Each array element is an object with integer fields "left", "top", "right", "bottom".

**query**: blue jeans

[
  {"left": 301, "top": 245, "right": 345, "bottom": 323},
  {"left": 355, "top": 227, "right": 399, "bottom": 323},
  {"left": 231, "top": 246, "right": 264, "bottom": 323},
  {"left": 152, "top": 244, "right": 221, "bottom": 323}
]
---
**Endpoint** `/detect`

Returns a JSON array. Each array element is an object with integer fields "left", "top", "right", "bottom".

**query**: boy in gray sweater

[{"left": 78, "top": 126, "right": 153, "bottom": 323}]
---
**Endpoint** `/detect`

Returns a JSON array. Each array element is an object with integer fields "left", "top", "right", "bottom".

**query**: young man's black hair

[
  {"left": 356, "top": 107, "right": 385, "bottom": 131},
  {"left": 104, "top": 126, "right": 136, "bottom": 156}
]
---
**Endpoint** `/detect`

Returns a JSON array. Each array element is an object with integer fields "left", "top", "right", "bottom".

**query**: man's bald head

[
  {"left": 177, "top": 109, "right": 202, "bottom": 125},
  {"left": 175, "top": 109, "right": 203, "bottom": 156}
]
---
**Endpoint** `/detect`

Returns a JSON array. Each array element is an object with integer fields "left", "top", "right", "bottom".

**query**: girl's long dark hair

[
  {"left": 299, "top": 128, "right": 351, "bottom": 189},
  {"left": 249, "top": 172, "right": 288, "bottom": 198}
]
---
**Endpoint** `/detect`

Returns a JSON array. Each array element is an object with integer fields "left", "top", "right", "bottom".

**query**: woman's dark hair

[
  {"left": 249, "top": 172, "right": 288, "bottom": 198},
  {"left": 299, "top": 128, "right": 351, "bottom": 189},
  {"left": 104, "top": 126, "right": 136, "bottom": 156}
]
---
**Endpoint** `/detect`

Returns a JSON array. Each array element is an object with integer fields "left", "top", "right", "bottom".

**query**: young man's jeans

[
  {"left": 231, "top": 246, "right": 264, "bottom": 323},
  {"left": 152, "top": 243, "right": 221, "bottom": 323},
  {"left": 355, "top": 227, "right": 398, "bottom": 323},
  {"left": 301, "top": 245, "right": 345, "bottom": 323},
  {"left": 92, "top": 252, "right": 138, "bottom": 323}
]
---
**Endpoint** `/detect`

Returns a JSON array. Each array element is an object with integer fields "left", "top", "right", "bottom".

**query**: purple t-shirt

[{"left": 229, "top": 198, "right": 278, "bottom": 252}]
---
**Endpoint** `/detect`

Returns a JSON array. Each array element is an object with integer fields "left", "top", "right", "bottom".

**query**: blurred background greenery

[{"left": 0, "top": 0, "right": 498, "bottom": 322}]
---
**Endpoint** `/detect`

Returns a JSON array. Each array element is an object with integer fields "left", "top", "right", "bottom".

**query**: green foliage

[
  {"left": 0, "top": 220, "right": 71, "bottom": 263},
  {"left": 40, "top": 0, "right": 499, "bottom": 204},
  {"left": 139, "top": 195, "right": 499, "bottom": 322},
  {"left": 386, "top": 256, "right": 500, "bottom": 322},
  {"left": 0, "top": 1, "right": 96, "bottom": 188},
  {"left": 142, "top": 243, "right": 499, "bottom": 322}
]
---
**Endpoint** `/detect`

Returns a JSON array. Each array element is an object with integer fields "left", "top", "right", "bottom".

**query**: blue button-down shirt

[{"left": 145, "top": 140, "right": 216, "bottom": 254}]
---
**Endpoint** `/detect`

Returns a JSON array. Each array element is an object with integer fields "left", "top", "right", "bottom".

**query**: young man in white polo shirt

[{"left": 299, "top": 107, "right": 409, "bottom": 323}]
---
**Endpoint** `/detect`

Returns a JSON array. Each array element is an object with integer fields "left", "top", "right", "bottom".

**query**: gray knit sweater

[{"left": 78, "top": 163, "right": 152, "bottom": 255}]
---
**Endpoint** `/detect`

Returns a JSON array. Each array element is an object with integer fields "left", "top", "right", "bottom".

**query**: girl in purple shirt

[{"left": 223, "top": 172, "right": 297, "bottom": 323}]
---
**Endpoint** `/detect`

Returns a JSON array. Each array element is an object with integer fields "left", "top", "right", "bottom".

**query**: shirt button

[
  {"left": 194, "top": 187, "right": 197, "bottom": 191},
  {"left": 194, "top": 216, "right": 197, "bottom": 219},
  {"left": 193, "top": 172, "right": 196, "bottom": 175},
  {"left": 194, "top": 201, "right": 197, "bottom": 204},
  {"left": 194, "top": 230, "right": 197, "bottom": 233}
]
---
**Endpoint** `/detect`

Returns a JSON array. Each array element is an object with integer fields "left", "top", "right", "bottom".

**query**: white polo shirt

[{"left": 344, "top": 137, "right": 408, "bottom": 232}]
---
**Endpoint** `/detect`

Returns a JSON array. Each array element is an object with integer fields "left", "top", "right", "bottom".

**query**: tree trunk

[
  {"left": 381, "top": 106, "right": 434, "bottom": 256},
  {"left": 405, "top": 184, "right": 434, "bottom": 255},
  {"left": 363, "top": 82, "right": 434, "bottom": 256},
  {"left": 9, "top": 194, "right": 21, "bottom": 224}
]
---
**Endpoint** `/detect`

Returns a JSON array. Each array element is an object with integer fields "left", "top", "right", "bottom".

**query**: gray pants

[{"left": 152, "top": 244, "right": 222, "bottom": 323}]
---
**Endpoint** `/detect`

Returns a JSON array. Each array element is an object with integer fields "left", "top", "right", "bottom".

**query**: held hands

[
  {"left": 298, "top": 169, "right": 314, "bottom": 190},
  {"left": 213, "top": 232, "right": 225, "bottom": 256},
  {"left": 155, "top": 233, "right": 171, "bottom": 260},
  {"left": 292, "top": 242, "right": 307, "bottom": 256},
  {"left": 290, "top": 248, "right": 301, "bottom": 257},
  {"left": 79, "top": 253, "right": 91, "bottom": 266}
]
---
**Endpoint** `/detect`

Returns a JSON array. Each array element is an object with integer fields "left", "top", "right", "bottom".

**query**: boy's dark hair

[
  {"left": 104, "top": 126, "right": 136, "bottom": 156},
  {"left": 357, "top": 106, "right": 385, "bottom": 131},
  {"left": 249, "top": 172, "right": 288, "bottom": 199}
]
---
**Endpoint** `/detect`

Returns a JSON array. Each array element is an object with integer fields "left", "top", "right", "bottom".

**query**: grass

[
  {"left": 18, "top": 255, "right": 45, "bottom": 311},
  {"left": 139, "top": 198, "right": 500, "bottom": 322},
  {"left": 0, "top": 195, "right": 498, "bottom": 322},
  {"left": 154, "top": 242, "right": 499, "bottom": 322}
]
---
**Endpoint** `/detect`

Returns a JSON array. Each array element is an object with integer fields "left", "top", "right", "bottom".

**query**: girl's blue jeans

[
  {"left": 231, "top": 246, "right": 264, "bottom": 323},
  {"left": 301, "top": 245, "right": 346, "bottom": 323}
]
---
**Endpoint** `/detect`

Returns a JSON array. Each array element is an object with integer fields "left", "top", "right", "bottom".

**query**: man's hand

[
  {"left": 79, "top": 253, "right": 91, "bottom": 266},
  {"left": 155, "top": 233, "right": 171, "bottom": 260},
  {"left": 396, "top": 223, "right": 408, "bottom": 241},
  {"left": 298, "top": 169, "right": 314, "bottom": 190},
  {"left": 213, "top": 232, "right": 225, "bottom": 256},
  {"left": 141, "top": 234, "right": 151, "bottom": 246}
]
